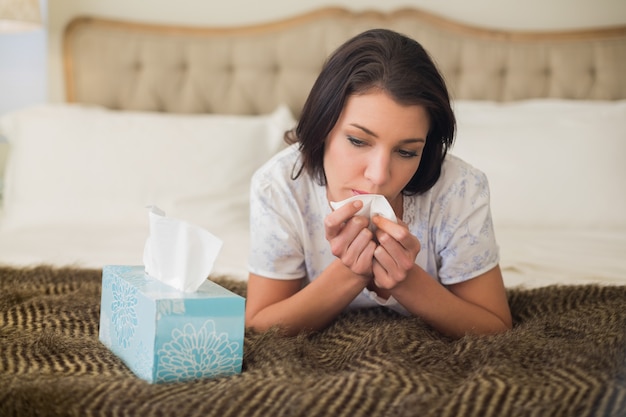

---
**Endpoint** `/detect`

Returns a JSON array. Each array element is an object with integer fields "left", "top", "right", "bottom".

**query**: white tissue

[
  {"left": 329, "top": 194, "right": 397, "bottom": 231},
  {"left": 143, "top": 206, "right": 223, "bottom": 292}
]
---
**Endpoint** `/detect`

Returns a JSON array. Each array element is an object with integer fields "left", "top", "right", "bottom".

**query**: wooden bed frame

[{"left": 62, "top": 7, "right": 626, "bottom": 117}]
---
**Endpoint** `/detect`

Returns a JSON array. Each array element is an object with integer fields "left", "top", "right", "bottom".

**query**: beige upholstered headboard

[{"left": 63, "top": 7, "right": 626, "bottom": 116}]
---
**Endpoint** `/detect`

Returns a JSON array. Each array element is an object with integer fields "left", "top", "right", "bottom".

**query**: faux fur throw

[{"left": 1, "top": 266, "right": 625, "bottom": 417}]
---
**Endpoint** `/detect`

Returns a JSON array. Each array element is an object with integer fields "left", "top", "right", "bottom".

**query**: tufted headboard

[{"left": 63, "top": 7, "right": 626, "bottom": 116}]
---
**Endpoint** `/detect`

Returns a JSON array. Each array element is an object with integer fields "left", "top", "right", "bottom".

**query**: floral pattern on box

[{"left": 157, "top": 320, "right": 242, "bottom": 382}]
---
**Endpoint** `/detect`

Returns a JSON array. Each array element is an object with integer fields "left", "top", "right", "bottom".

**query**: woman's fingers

[
  {"left": 372, "top": 215, "right": 421, "bottom": 288},
  {"left": 325, "top": 200, "right": 377, "bottom": 276},
  {"left": 325, "top": 200, "right": 363, "bottom": 240},
  {"left": 372, "top": 216, "right": 419, "bottom": 253}
]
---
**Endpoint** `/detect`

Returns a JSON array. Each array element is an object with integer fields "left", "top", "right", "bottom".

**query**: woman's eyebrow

[
  {"left": 350, "top": 123, "right": 426, "bottom": 143},
  {"left": 350, "top": 123, "right": 378, "bottom": 137}
]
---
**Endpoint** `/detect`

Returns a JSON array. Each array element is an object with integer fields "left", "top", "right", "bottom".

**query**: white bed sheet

[
  {"left": 0, "top": 224, "right": 251, "bottom": 282},
  {"left": 1, "top": 224, "right": 624, "bottom": 289},
  {"left": 498, "top": 227, "right": 626, "bottom": 288}
]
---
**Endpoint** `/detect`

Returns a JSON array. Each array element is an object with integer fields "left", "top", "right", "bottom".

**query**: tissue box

[{"left": 99, "top": 265, "right": 245, "bottom": 384}]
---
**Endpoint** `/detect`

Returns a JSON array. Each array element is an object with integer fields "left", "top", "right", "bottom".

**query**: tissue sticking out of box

[
  {"left": 143, "top": 206, "right": 223, "bottom": 292},
  {"left": 330, "top": 194, "right": 397, "bottom": 232}
]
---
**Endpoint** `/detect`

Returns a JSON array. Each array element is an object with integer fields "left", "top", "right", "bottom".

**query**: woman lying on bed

[{"left": 245, "top": 28, "right": 512, "bottom": 338}]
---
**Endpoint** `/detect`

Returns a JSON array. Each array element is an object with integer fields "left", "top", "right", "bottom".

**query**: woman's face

[{"left": 323, "top": 89, "right": 430, "bottom": 213}]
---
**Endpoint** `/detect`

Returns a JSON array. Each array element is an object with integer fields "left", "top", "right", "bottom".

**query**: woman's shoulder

[
  {"left": 415, "top": 153, "right": 490, "bottom": 205},
  {"left": 439, "top": 153, "right": 489, "bottom": 188},
  {"left": 252, "top": 143, "right": 301, "bottom": 185},
  {"left": 252, "top": 143, "right": 319, "bottom": 198}
]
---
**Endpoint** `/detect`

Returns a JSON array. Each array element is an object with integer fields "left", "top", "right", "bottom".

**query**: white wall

[
  {"left": 47, "top": 0, "right": 626, "bottom": 104},
  {"left": 0, "top": 0, "right": 47, "bottom": 117},
  {"left": 0, "top": 29, "right": 46, "bottom": 115},
  {"left": 49, "top": 0, "right": 626, "bottom": 29},
  {"left": 0, "top": 1, "right": 47, "bottom": 192}
]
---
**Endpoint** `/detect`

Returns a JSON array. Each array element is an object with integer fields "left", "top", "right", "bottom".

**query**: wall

[
  {"left": 0, "top": 29, "right": 46, "bottom": 115},
  {"left": 0, "top": 29, "right": 46, "bottom": 189},
  {"left": 47, "top": 0, "right": 626, "bottom": 104},
  {"left": 0, "top": 0, "right": 47, "bottom": 199}
]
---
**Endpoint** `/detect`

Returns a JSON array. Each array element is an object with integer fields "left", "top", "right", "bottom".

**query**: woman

[{"left": 245, "top": 28, "right": 512, "bottom": 338}]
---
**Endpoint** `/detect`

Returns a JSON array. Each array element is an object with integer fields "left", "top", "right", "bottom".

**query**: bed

[{"left": 1, "top": 7, "right": 625, "bottom": 417}]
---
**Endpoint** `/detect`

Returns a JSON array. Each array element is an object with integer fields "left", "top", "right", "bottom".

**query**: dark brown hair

[{"left": 287, "top": 28, "right": 455, "bottom": 195}]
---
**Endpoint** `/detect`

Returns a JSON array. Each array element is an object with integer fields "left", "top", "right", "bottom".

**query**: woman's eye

[
  {"left": 347, "top": 136, "right": 366, "bottom": 147},
  {"left": 398, "top": 149, "right": 419, "bottom": 158}
]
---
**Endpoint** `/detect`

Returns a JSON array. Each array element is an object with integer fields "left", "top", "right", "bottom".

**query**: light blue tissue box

[{"left": 99, "top": 265, "right": 245, "bottom": 384}]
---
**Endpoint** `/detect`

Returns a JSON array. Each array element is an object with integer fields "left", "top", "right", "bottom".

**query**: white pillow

[
  {"left": 0, "top": 104, "right": 295, "bottom": 234},
  {"left": 451, "top": 99, "right": 626, "bottom": 229}
]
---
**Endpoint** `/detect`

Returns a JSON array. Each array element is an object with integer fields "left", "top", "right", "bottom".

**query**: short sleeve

[
  {"left": 248, "top": 160, "right": 307, "bottom": 280},
  {"left": 434, "top": 163, "right": 500, "bottom": 285}
]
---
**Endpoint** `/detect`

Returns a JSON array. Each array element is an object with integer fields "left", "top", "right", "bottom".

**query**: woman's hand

[
  {"left": 371, "top": 215, "right": 421, "bottom": 289},
  {"left": 325, "top": 200, "right": 376, "bottom": 278}
]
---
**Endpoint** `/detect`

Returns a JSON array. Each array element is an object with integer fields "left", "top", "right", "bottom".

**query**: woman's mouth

[{"left": 352, "top": 189, "right": 371, "bottom": 196}]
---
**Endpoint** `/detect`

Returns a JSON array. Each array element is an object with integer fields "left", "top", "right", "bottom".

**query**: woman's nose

[{"left": 364, "top": 152, "right": 391, "bottom": 185}]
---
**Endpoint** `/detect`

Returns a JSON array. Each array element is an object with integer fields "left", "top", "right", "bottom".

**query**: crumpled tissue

[
  {"left": 330, "top": 194, "right": 397, "bottom": 232},
  {"left": 143, "top": 206, "right": 223, "bottom": 292}
]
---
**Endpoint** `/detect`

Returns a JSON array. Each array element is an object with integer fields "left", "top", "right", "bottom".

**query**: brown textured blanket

[{"left": 1, "top": 266, "right": 625, "bottom": 417}]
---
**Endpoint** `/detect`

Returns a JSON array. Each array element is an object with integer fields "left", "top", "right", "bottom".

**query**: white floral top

[{"left": 248, "top": 144, "right": 499, "bottom": 314}]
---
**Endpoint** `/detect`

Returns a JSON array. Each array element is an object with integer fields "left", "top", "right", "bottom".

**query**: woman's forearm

[
  {"left": 247, "top": 260, "right": 369, "bottom": 336},
  {"left": 390, "top": 266, "right": 512, "bottom": 339}
]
